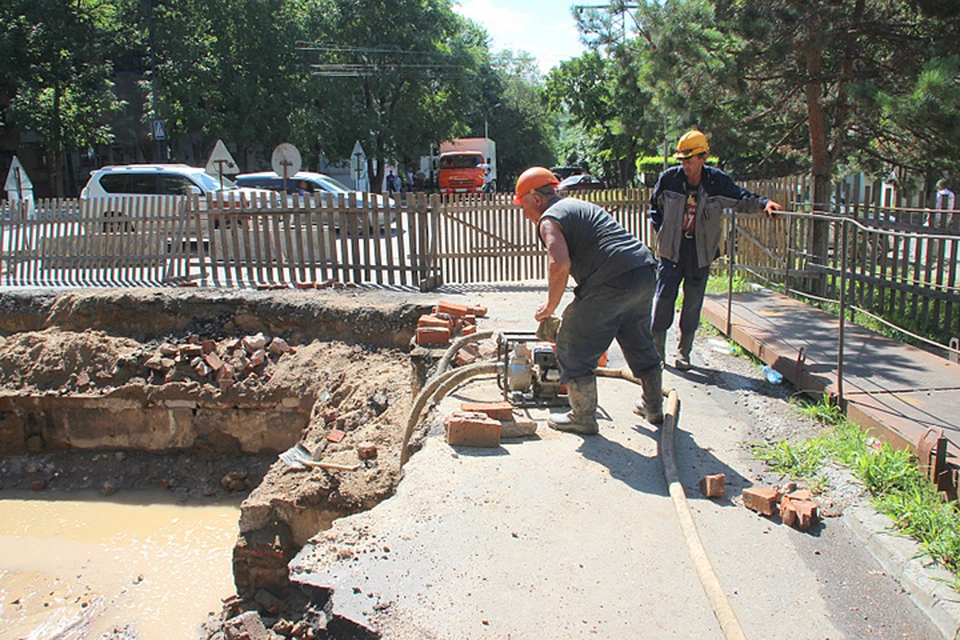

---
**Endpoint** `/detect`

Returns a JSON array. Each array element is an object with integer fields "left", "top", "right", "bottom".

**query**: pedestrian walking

[
  {"left": 651, "top": 130, "right": 782, "bottom": 370},
  {"left": 514, "top": 167, "right": 664, "bottom": 432}
]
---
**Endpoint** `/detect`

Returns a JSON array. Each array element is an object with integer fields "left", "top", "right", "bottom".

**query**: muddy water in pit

[{"left": 0, "top": 492, "right": 240, "bottom": 639}]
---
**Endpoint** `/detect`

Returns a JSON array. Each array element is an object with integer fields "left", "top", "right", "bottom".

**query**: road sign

[
  {"left": 205, "top": 139, "right": 240, "bottom": 177},
  {"left": 4, "top": 156, "right": 32, "bottom": 192},
  {"left": 351, "top": 140, "right": 366, "bottom": 184},
  {"left": 152, "top": 120, "right": 166, "bottom": 140},
  {"left": 271, "top": 143, "right": 302, "bottom": 189}
]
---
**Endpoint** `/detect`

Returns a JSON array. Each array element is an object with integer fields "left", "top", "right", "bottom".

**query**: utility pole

[{"left": 148, "top": 0, "right": 166, "bottom": 162}]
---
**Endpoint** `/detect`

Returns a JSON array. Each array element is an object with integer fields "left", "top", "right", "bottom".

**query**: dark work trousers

[
  {"left": 555, "top": 265, "right": 661, "bottom": 383},
  {"left": 652, "top": 235, "right": 711, "bottom": 337}
]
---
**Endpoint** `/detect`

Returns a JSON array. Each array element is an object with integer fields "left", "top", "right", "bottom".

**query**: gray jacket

[{"left": 651, "top": 165, "right": 768, "bottom": 268}]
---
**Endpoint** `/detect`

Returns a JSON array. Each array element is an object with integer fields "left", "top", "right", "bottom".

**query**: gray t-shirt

[{"left": 539, "top": 197, "right": 655, "bottom": 294}]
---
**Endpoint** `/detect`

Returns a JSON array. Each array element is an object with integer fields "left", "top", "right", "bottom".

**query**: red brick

[
  {"left": 698, "top": 474, "right": 726, "bottom": 498},
  {"left": 436, "top": 300, "right": 470, "bottom": 317},
  {"left": 418, "top": 315, "right": 451, "bottom": 329},
  {"left": 787, "top": 489, "right": 814, "bottom": 502},
  {"left": 462, "top": 324, "right": 477, "bottom": 336},
  {"left": 326, "top": 429, "right": 346, "bottom": 443},
  {"left": 467, "top": 305, "right": 488, "bottom": 317},
  {"left": 779, "top": 496, "right": 798, "bottom": 527},
  {"left": 357, "top": 442, "right": 378, "bottom": 459},
  {"left": 461, "top": 401, "right": 515, "bottom": 421},
  {"left": 742, "top": 486, "right": 779, "bottom": 516},
  {"left": 416, "top": 326, "right": 451, "bottom": 346},
  {"left": 444, "top": 411, "right": 501, "bottom": 447},
  {"left": 455, "top": 349, "right": 477, "bottom": 367},
  {"left": 781, "top": 497, "right": 819, "bottom": 531}
]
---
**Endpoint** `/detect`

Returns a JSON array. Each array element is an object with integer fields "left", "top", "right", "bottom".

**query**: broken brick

[
  {"left": 781, "top": 496, "right": 819, "bottom": 531},
  {"left": 467, "top": 305, "right": 488, "bottom": 317},
  {"left": 327, "top": 429, "right": 346, "bottom": 443},
  {"left": 357, "top": 442, "right": 378, "bottom": 459},
  {"left": 436, "top": 300, "right": 469, "bottom": 317},
  {"left": 416, "top": 326, "right": 451, "bottom": 346},
  {"left": 461, "top": 401, "right": 515, "bottom": 421},
  {"left": 417, "top": 315, "right": 451, "bottom": 329},
  {"left": 455, "top": 349, "right": 477, "bottom": 367},
  {"left": 444, "top": 411, "right": 501, "bottom": 448},
  {"left": 462, "top": 324, "right": 477, "bottom": 336},
  {"left": 742, "top": 486, "right": 779, "bottom": 516},
  {"left": 698, "top": 474, "right": 726, "bottom": 498}
]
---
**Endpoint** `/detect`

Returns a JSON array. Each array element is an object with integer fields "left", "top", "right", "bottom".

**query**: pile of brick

[
  {"left": 415, "top": 300, "right": 488, "bottom": 347},
  {"left": 141, "top": 331, "right": 294, "bottom": 390},
  {"left": 741, "top": 484, "right": 821, "bottom": 532},
  {"left": 444, "top": 401, "right": 537, "bottom": 447}
]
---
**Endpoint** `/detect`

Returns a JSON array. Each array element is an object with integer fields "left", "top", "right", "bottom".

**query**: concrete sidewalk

[
  {"left": 288, "top": 284, "right": 950, "bottom": 639},
  {"left": 701, "top": 288, "right": 960, "bottom": 491}
]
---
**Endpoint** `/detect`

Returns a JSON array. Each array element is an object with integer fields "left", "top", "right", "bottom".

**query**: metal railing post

[
  {"left": 837, "top": 217, "right": 847, "bottom": 405},
  {"left": 726, "top": 210, "right": 736, "bottom": 336}
]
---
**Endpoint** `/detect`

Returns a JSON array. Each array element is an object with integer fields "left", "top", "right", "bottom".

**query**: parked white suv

[{"left": 80, "top": 164, "right": 266, "bottom": 202}]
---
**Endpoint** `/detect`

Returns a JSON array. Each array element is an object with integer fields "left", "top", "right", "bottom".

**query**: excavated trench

[{"left": 0, "top": 287, "right": 437, "bottom": 637}]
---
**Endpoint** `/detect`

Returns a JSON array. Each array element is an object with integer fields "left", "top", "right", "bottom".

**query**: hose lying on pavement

[
  {"left": 401, "top": 361, "right": 501, "bottom": 468},
  {"left": 404, "top": 360, "right": 748, "bottom": 639},
  {"left": 435, "top": 330, "right": 495, "bottom": 377},
  {"left": 597, "top": 367, "right": 747, "bottom": 640}
]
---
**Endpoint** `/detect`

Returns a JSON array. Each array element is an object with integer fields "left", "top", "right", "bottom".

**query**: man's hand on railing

[{"left": 765, "top": 200, "right": 783, "bottom": 217}]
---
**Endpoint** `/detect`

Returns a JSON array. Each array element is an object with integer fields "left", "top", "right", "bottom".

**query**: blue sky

[{"left": 454, "top": 0, "right": 588, "bottom": 74}]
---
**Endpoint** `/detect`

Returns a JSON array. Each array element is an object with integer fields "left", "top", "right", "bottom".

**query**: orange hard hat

[
  {"left": 675, "top": 130, "right": 710, "bottom": 160},
  {"left": 513, "top": 167, "right": 560, "bottom": 204}
]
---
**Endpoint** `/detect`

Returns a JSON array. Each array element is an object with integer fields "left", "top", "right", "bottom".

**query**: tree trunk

[{"left": 804, "top": 30, "right": 831, "bottom": 297}]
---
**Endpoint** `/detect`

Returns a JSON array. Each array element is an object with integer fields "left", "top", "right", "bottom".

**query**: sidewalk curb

[{"left": 844, "top": 504, "right": 960, "bottom": 638}]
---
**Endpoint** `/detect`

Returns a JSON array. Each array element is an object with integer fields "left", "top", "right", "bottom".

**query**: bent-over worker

[{"left": 514, "top": 166, "right": 664, "bottom": 432}]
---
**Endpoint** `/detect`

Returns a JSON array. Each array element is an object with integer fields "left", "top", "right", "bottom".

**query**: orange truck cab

[
  {"left": 437, "top": 137, "right": 497, "bottom": 194},
  {"left": 438, "top": 151, "right": 485, "bottom": 194}
]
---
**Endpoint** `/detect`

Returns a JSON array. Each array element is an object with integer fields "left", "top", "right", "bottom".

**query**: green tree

[
  {"left": 3, "top": 0, "right": 125, "bottom": 195},
  {"left": 302, "top": 0, "right": 488, "bottom": 188},
  {"left": 484, "top": 51, "right": 556, "bottom": 189}
]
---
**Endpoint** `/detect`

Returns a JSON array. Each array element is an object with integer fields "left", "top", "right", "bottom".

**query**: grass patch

[{"left": 751, "top": 394, "right": 960, "bottom": 580}]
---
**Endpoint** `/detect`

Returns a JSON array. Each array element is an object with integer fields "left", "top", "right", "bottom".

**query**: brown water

[{"left": 0, "top": 493, "right": 240, "bottom": 639}]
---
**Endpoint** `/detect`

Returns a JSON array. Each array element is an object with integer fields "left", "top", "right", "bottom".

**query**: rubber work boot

[
  {"left": 653, "top": 331, "right": 666, "bottom": 364},
  {"left": 633, "top": 368, "right": 664, "bottom": 424},
  {"left": 674, "top": 332, "right": 695, "bottom": 371},
  {"left": 548, "top": 376, "right": 599, "bottom": 434}
]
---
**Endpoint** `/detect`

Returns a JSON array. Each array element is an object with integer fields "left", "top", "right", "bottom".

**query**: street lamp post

[{"left": 484, "top": 103, "right": 501, "bottom": 140}]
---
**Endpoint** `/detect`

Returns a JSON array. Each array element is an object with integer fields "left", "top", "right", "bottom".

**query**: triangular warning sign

[
  {"left": 4, "top": 156, "right": 33, "bottom": 192},
  {"left": 205, "top": 140, "right": 239, "bottom": 176}
]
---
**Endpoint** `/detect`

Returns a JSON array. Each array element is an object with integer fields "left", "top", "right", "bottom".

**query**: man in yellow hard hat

[
  {"left": 514, "top": 166, "right": 664, "bottom": 432},
  {"left": 650, "top": 130, "right": 782, "bottom": 371}
]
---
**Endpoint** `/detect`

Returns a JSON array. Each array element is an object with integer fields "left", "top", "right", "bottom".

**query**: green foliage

[{"left": 752, "top": 401, "right": 960, "bottom": 578}]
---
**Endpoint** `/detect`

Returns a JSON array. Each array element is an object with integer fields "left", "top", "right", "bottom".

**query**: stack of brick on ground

[
  {"left": 741, "top": 485, "right": 821, "bottom": 532},
  {"left": 415, "top": 300, "right": 488, "bottom": 347},
  {"left": 444, "top": 401, "right": 538, "bottom": 447}
]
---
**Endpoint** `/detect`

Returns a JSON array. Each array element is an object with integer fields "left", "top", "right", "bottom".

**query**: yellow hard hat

[
  {"left": 675, "top": 130, "right": 710, "bottom": 160},
  {"left": 513, "top": 167, "right": 560, "bottom": 204}
]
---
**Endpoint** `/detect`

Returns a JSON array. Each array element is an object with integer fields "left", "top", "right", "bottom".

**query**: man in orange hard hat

[
  {"left": 514, "top": 166, "right": 663, "bottom": 433},
  {"left": 650, "top": 130, "right": 782, "bottom": 371}
]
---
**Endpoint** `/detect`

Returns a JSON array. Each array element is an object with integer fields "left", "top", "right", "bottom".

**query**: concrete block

[
  {"left": 742, "top": 486, "right": 779, "bottom": 516},
  {"left": 445, "top": 411, "right": 501, "bottom": 447}
]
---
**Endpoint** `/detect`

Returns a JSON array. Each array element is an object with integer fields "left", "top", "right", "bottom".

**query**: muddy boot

[
  {"left": 548, "top": 376, "right": 599, "bottom": 434},
  {"left": 633, "top": 368, "right": 664, "bottom": 424},
  {"left": 653, "top": 331, "right": 666, "bottom": 364},
  {"left": 674, "top": 332, "right": 695, "bottom": 371}
]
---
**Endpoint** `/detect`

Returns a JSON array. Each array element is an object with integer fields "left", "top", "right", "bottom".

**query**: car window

[
  {"left": 98, "top": 174, "right": 130, "bottom": 194},
  {"left": 161, "top": 175, "right": 199, "bottom": 195},
  {"left": 440, "top": 155, "right": 481, "bottom": 170},
  {"left": 126, "top": 173, "right": 160, "bottom": 194},
  {"left": 312, "top": 176, "right": 352, "bottom": 193},
  {"left": 194, "top": 172, "right": 238, "bottom": 192}
]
